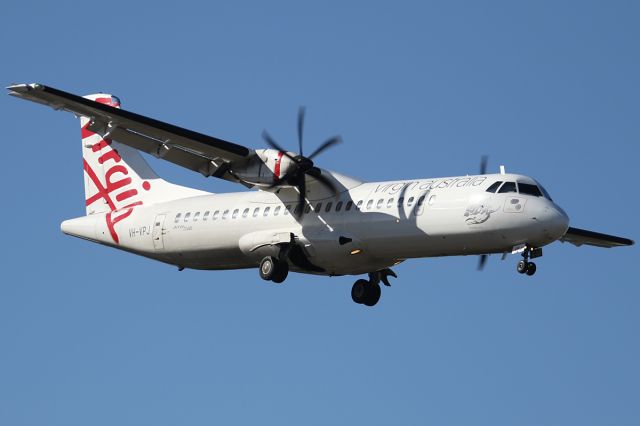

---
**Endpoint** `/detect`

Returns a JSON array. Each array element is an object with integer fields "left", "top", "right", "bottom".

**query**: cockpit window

[
  {"left": 518, "top": 183, "right": 543, "bottom": 197},
  {"left": 498, "top": 181, "right": 517, "bottom": 193},
  {"left": 537, "top": 182, "right": 553, "bottom": 201},
  {"left": 486, "top": 181, "right": 503, "bottom": 193}
]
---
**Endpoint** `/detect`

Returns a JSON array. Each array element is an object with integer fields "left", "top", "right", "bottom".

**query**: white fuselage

[{"left": 61, "top": 172, "right": 569, "bottom": 276}]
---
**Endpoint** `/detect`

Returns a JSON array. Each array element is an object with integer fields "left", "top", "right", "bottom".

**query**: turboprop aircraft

[{"left": 7, "top": 83, "right": 634, "bottom": 307}]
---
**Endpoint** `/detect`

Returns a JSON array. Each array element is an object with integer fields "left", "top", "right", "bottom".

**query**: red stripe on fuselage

[{"left": 274, "top": 151, "right": 284, "bottom": 179}]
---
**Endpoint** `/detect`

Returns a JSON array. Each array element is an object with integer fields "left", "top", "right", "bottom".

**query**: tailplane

[{"left": 80, "top": 93, "right": 206, "bottom": 215}]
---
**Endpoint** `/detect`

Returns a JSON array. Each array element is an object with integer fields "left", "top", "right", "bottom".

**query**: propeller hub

[
  {"left": 261, "top": 107, "right": 342, "bottom": 218},
  {"left": 295, "top": 156, "right": 314, "bottom": 172}
]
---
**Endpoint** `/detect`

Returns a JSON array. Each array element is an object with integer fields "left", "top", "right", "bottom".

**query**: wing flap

[
  {"left": 7, "top": 83, "right": 252, "bottom": 167},
  {"left": 560, "top": 227, "right": 634, "bottom": 248}
]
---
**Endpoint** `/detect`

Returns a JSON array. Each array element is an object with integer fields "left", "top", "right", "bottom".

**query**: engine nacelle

[{"left": 232, "top": 149, "right": 296, "bottom": 187}]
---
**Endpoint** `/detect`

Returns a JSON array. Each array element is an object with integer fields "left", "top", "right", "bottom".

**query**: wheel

[
  {"left": 271, "top": 261, "right": 289, "bottom": 283},
  {"left": 259, "top": 256, "right": 277, "bottom": 281},
  {"left": 363, "top": 283, "right": 381, "bottom": 307},
  {"left": 351, "top": 279, "right": 368, "bottom": 304},
  {"left": 517, "top": 260, "right": 528, "bottom": 274},
  {"left": 526, "top": 262, "right": 537, "bottom": 276}
]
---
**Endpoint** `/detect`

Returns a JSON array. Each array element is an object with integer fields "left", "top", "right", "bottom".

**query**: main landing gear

[
  {"left": 259, "top": 256, "right": 289, "bottom": 284},
  {"left": 351, "top": 268, "right": 397, "bottom": 307},
  {"left": 516, "top": 245, "right": 541, "bottom": 276}
]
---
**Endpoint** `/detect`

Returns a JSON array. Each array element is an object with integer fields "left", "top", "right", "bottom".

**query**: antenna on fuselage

[{"left": 500, "top": 165, "right": 506, "bottom": 175}]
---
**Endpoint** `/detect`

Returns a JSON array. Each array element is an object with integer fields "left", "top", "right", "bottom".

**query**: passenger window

[
  {"left": 325, "top": 202, "right": 332, "bottom": 212},
  {"left": 345, "top": 201, "right": 352, "bottom": 211},
  {"left": 498, "top": 182, "right": 517, "bottom": 193},
  {"left": 397, "top": 197, "right": 404, "bottom": 207},
  {"left": 184, "top": 212, "right": 191, "bottom": 222},
  {"left": 274, "top": 206, "right": 281, "bottom": 216},
  {"left": 486, "top": 181, "right": 503, "bottom": 193},
  {"left": 222, "top": 210, "right": 229, "bottom": 220},
  {"left": 415, "top": 195, "right": 426, "bottom": 215},
  {"left": 366, "top": 200, "right": 373, "bottom": 210},
  {"left": 336, "top": 201, "right": 343, "bottom": 212},
  {"left": 518, "top": 183, "right": 543, "bottom": 197},
  {"left": 376, "top": 199, "right": 383, "bottom": 209},
  {"left": 242, "top": 208, "right": 249, "bottom": 218},
  {"left": 387, "top": 198, "right": 394, "bottom": 208},
  {"left": 203, "top": 211, "right": 210, "bottom": 221},
  {"left": 174, "top": 213, "right": 182, "bottom": 223},
  {"left": 232, "top": 209, "right": 239, "bottom": 219},
  {"left": 356, "top": 200, "right": 363, "bottom": 210},
  {"left": 193, "top": 212, "right": 200, "bottom": 222},
  {"left": 407, "top": 197, "right": 415, "bottom": 207},
  {"left": 304, "top": 204, "right": 311, "bottom": 214},
  {"left": 315, "top": 203, "right": 322, "bottom": 212},
  {"left": 213, "top": 210, "right": 220, "bottom": 220},
  {"left": 263, "top": 207, "right": 271, "bottom": 217},
  {"left": 253, "top": 207, "right": 260, "bottom": 218}
]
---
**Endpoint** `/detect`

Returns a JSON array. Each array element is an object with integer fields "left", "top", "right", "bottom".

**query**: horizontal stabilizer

[{"left": 560, "top": 227, "right": 634, "bottom": 248}]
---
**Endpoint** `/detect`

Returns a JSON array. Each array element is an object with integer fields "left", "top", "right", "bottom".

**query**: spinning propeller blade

[
  {"left": 477, "top": 254, "right": 488, "bottom": 271},
  {"left": 480, "top": 155, "right": 488, "bottom": 175},
  {"left": 262, "top": 107, "right": 342, "bottom": 218}
]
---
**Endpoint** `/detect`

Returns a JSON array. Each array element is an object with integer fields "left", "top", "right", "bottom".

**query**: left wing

[
  {"left": 560, "top": 227, "right": 634, "bottom": 248},
  {"left": 7, "top": 83, "right": 253, "bottom": 184}
]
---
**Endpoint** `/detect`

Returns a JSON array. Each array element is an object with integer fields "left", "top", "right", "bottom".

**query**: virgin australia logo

[{"left": 464, "top": 203, "right": 498, "bottom": 225}]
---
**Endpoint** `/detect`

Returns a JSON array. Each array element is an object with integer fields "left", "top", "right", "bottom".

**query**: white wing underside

[{"left": 7, "top": 83, "right": 253, "bottom": 184}]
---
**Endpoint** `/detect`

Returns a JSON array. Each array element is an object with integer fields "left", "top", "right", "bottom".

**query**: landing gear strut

[
  {"left": 516, "top": 246, "right": 540, "bottom": 276},
  {"left": 351, "top": 268, "right": 397, "bottom": 307},
  {"left": 259, "top": 256, "right": 289, "bottom": 283}
]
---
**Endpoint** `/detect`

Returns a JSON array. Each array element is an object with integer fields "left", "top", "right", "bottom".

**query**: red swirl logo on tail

[{"left": 82, "top": 122, "right": 150, "bottom": 244}]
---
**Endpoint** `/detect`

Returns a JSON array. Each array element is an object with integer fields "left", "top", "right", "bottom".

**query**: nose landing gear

[
  {"left": 351, "top": 268, "right": 397, "bottom": 307},
  {"left": 351, "top": 279, "right": 381, "bottom": 306},
  {"left": 516, "top": 245, "right": 541, "bottom": 276}
]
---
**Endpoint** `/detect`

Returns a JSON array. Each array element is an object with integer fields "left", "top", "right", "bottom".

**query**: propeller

[
  {"left": 477, "top": 155, "right": 489, "bottom": 270},
  {"left": 479, "top": 155, "right": 488, "bottom": 175},
  {"left": 262, "top": 107, "right": 342, "bottom": 217},
  {"left": 477, "top": 254, "right": 488, "bottom": 271}
]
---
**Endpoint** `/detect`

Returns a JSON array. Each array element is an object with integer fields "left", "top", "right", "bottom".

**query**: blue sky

[{"left": 1, "top": 1, "right": 638, "bottom": 425}]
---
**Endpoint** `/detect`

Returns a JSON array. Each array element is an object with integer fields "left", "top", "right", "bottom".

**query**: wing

[
  {"left": 560, "top": 227, "right": 634, "bottom": 248},
  {"left": 7, "top": 83, "right": 253, "bottom": 184}
]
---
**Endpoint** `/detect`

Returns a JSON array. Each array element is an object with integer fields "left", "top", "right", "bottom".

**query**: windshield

[{"left": 535, "top": 181, "right": 553, "bottom": 201}]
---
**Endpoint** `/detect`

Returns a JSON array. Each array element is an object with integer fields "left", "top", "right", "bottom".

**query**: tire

[
  {"left": 526, "top": 262, "right": 537, "bottom": 276},
  {"left": 517, "top": 260, "right": 528, "bottom": 274},
  {"left": 271, "top": 261, "right": 289, "bottom": 284},
  {"left": 259, "top": 256, "right": 276, "bottom": 281},
  {"left": 363, "top": 283, "right": 381, "bottom": 307},
  {"left": 351, "top": 279, "right": 368, "bottom": 304}
]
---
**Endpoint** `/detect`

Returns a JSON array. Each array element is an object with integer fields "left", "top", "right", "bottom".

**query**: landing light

[{"left": 350, "top": 249, "right": 362, "bottom": 255}]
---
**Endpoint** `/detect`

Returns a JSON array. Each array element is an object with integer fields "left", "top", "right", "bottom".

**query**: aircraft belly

[{"left": 163, "top": 219, "right": 254, "bottom": 269}]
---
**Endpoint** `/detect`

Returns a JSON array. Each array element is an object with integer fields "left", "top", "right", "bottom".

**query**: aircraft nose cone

[{"left": 544, "top": 204, "right": 570, "bottom": 241}]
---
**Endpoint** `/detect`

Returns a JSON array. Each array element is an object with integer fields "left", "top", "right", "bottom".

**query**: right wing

[
  {"left": 560, "top": 227, "right": 634, "bottom": 248},
  {"left": 7, "top": 83, "right": 253, "bottom": 184}
]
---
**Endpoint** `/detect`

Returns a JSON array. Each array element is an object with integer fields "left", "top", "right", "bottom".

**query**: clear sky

[{"left": 1, "top": 1, "right": 638, "bottom": 425}]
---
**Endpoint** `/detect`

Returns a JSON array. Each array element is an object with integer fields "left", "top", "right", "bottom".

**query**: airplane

[{"left": 7, "top": 83, "right": 634, "bottom": 307}]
